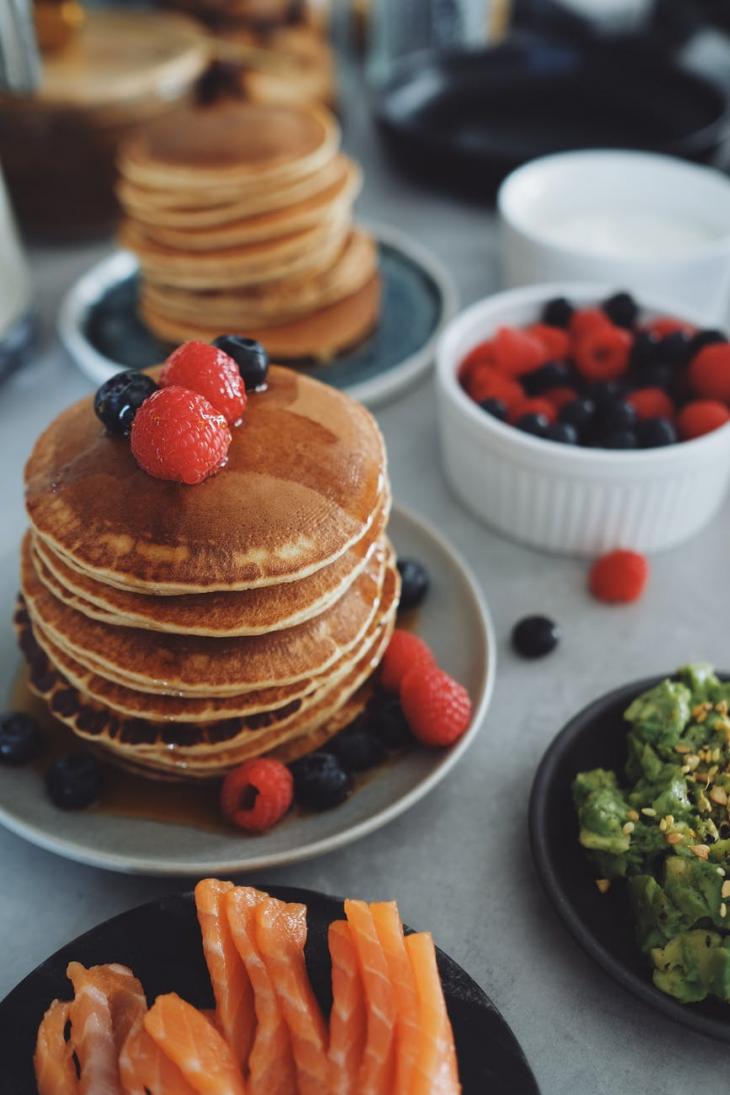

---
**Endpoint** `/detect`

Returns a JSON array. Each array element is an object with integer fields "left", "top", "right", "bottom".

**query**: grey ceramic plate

[
  {"left": 0, "top": 505, "right": 495, "bottom": 876},
  {"left": 58, "top": 223, "right": 457, "bottom": 407}
]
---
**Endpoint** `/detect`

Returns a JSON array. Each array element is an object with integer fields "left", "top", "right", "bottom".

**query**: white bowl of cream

[{"left": 498, "top": 150, "right": 730, "bottom": 326}]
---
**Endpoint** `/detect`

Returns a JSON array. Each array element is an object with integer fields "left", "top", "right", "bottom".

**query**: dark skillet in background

[
  {"left": 374, "top": 33, "right": 728, "bottom": 198},
  {"left": 0, "top": 885, "right": 540, "bottom": 1094},
  {"left": 529, "top": 675, "right": 730, "bottom": 1043}
]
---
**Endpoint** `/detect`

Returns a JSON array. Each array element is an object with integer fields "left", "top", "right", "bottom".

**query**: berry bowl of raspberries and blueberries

[{"left": 436, "top": 283, "right": 730, "bottom": 556}]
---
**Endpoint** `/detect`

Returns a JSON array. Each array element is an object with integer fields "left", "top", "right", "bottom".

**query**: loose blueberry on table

[{"left": 459, "top": 291, "right": 730, "bottom": 448}]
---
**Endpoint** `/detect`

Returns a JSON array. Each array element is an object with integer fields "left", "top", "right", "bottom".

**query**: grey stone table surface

[{"left": 2, "top": 81, "right": 730, "bottom": 1095}]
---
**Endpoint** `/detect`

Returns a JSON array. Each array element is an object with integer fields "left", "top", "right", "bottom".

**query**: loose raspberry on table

[
  {"left": 589, "top": 549, "right": 649, "bottom": 604},
  {"left": 400, "top": 665, "right": 473, "bottom": 747},
  {"left": 130, "top": 386, "right": 231, "bottom": 485},
  {"left": 677, "top": 400, "right": 730, "bottom": 440},
  {"left": 380, "top": 630, "right": 435, "bottom": 693},
  {"left": 220, "top": 758, "right": 293, "bottom": 832},
  {"left": 161, "top": 340, "right": 247, "bottom": 425}
]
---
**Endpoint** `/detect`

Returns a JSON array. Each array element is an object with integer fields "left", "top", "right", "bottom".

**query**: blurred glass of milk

[{"left": 0, "top": 0, "right": 37, "bottom": 379}]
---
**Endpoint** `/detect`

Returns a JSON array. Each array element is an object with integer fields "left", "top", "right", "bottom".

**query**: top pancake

[
  {"left": 25, "top": 366, "right": 387, "bottom": 594},
  {"left": 119, "top": 102, "right": 338, "bottom": 190}
]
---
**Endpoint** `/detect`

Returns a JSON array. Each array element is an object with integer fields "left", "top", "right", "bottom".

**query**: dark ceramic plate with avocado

[
  {"left": 0, "top": 885, "right": 540, "bottom": 1094},
  {"left": 529, "top": 672, "right": 730, "bottom": 1042}
]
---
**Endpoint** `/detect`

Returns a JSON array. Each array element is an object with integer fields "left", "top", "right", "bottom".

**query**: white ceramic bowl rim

[
  {"left": 497, "top": 150, "right": 730, "bottom": 266},
  {"left": 437, "top": 281, "right": 730, "bottom": 467}
]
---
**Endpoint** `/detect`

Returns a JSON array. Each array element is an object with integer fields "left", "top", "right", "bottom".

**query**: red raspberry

[
  {"left": 569, "top": 308, "right": 612, "bottom": 340},
  {"left": 460, "top": 339, "right": 496, "bottom": 379},
  {"left": 400, "top": 665, "right": 472, "bottom": 747},
  {"left": 527, "top": 323, "right": 571, "bottom": 360},
  {"left": 464, "top": 364, "right": 524, "bottom": 412},
  {"left": 545, "top": 387, "right": 579, "bottom": 411},
  {"left": 677, "top": 400, "right": 730, "bottom": 440},
  {"left": 380, "top": 630, "right": 435, "bottom": 693},
  {"left": 627, "top": 388, "right": 675, "bottom": 421},
  {"left": 131, "top": 386, "right": 231, "bottom": 485},
  {"left": 510, "top": 397, "right": 556, "bottom": 425},
  {"left": 574, "top": 325, "right": 632, "bottom": 381},
  {"left": 647, "top": 316, "right": 695, "bottom": 338},
  {"left": 492, "top": 326, "right": 548, "bottom": 376},
  {"left": 220, "top": 758, "right": 293, "bottom": 832},
  {"left": 161, "top": 341, "right": 247, "bottom": 425},
  {"left": 688, "top": 344, "right": 730, "bottom": 402},
  {"left": 589, "top": 550, "right": 649, "bottom": 604}
]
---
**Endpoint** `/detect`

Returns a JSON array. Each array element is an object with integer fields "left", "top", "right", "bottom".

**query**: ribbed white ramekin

[{"left": 436, "top": 283, "right": 730, "bottom": 556}]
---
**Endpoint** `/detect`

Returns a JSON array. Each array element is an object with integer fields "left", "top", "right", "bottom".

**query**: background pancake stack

[
  {"left": 117, "top": 101, "right": 381, "bottom": 360},
  {"left": 16, "top": 366, "right": 398, "bottom": 781}
]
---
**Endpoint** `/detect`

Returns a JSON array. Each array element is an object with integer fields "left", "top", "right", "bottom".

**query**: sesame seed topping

[
  {"left": 690, "top": 844, "right": 711, "bottom": 860},
  {"left": 623, "top": 821, "right": 635, "bottom": 835},
  {"left": 641, "top": 807, "right": 656, "bottom": 817},
  {"left": 721, "top": 902, "right": 727, "bottom": 919},
  {"left": 595, "top": 879, "right": 610, "bottom": 894},
  {"left": 666, "top": 833, "right": 683, "bottom": 846},
  {"left": 721, "top": 880, "right": 730, "bottom": 899}
]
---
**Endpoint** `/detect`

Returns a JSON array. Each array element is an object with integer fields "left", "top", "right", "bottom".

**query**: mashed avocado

[{"left": 573, "top": 665, "right": 730, "bottom": 1005}]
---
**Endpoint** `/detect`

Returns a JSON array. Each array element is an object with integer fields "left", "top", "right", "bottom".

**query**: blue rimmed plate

[{"left": 58, "top": 223, "right": 457, "bottom": 407}]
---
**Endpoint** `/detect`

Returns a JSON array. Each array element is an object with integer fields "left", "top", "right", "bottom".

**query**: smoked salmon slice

[
  {"left": 253, "top": 897, "right": 328, "bottom": 1095},
  {"left": 119, "top": 1019, "right": 197, "bottom": 1095},
  {"left": 405, "top": 932, "right": 461, "bottom": 1095},
  {"left": 144, "top": 992, "right": 247, "bottom": 1095},
  {"left": 194, "top": 879, "right": 255, "bottom": 1069},
  {"left": 343, "top": 899, "right": 395, "bottom": 1095},
  {"left": 370, "top": 901, "right": 420, "bottom": 1094},
  {"left": 225, "top": 887, "right": 297, "bottom": 1095},
  {"left": 34, "top": 999, "right": 78, "bottom": 1095},
  {"left": 327, "top": 920, "right": 366, "bottom": 1095},
  {"left": 67, "top": 962, "right": 146, "bottom": 1095}
]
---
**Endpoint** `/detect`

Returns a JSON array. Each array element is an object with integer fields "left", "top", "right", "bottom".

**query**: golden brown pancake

[
  {"left": 141, "top": 228, "right": 377, "bottom": 330},
  {"left": 116, "top": 153, "right": 349, "bottom": 226},
  {"left": 25, "top": 366, "right": 387, "bottom": 593},
  {"left": 30, "top": 496, "right": 388, "bottom": 635},
  {"left": 134, "top": 160, "right": 360, "bottom": 251},
  {"left": 142, "top": 275, "right": 382, "bottom": 362},
  {"left": 121, "top": 212, "right": 350, "bottom": 289},
  {"left": 21, "top": 538, "right": 388, "bottom": 694},
  {"left": 119, "top": 101, "right": 339, "bottom": 190}
]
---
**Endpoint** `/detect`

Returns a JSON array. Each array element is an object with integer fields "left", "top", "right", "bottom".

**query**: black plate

[
  {"left": 0, "top": 885, "right": 539, "bottom": 1093},
  {"left": 529, "top": 675, "right": 730, "bottom": 1042},
  {"left": 375, "top": 34, "right": 728, "bottom": 197}
]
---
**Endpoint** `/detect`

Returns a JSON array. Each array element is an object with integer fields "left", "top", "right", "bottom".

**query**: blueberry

[
  {"left": 511, "top": 616, "right": 560, "bottom": 658},
  {"left": 559, "top": 397, "right": 595, "bottom": 435},
  {"left": 213, "top": 336, "right": 269, "bottom": 391},
  {"left": 688, "top": 329, "right": 727, "bottom": 357},
  {"left": 632, "top": 362, "right": 674, "bottom": 390},
  {"left": 0, "top": 712, "right": 42, "bottom": 766},
  {"left": 602, "top": 291, "right": 639, "bottom": 329},
  {"left": 396, "top": 558, "right": 430, "bottom": 612},
  {"left": 368, "top": 693, "right": 413, "bottom": 749},
  {"left": 543, "top": 422, "right": 578, "bottom": 445},
  {"left": 586, "top": 380, "right": 630, "bottom": 408},
  {"left": 600, "top": 429, "right": 638, "bottom": 449},
  {"left": 515, "top": 412, "right": 549, "bottom": 437},
  {"left": 657, "top": 331, "right": 692, "bottom": 367},
  {"left": 478, "top": 397, "right": 507, "bottom": 421},
  {"left": 522, "top": 359, "right": 573, "bottom": 396},
  {"left": 597, "top": 398, "right": 637, "bottom": 433},
  {"left": 46, "top": 753, "right": 101, "bottom": 809},
  {"left": 541, "top": 297, "right": 573, "bottom": 329},
  {"left": 637, "top": 417, "right": 677, "bottom": 448},
  {"left": 630, "top": 330, "right": 660, "bottom": 368},
  {"left": 290, "top": 752, "right": 352, "bottom": 811},
  {"left": 327, "top": 721, "right": 386, "bottom": 773},
  {"left": 94, "top": 372, "right": 157, "bottom": 436}
]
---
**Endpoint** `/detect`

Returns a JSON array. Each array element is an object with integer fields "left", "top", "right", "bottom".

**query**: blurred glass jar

[
  {"left": 366, "top": 0, "right": 511, "bottom": 85},
  {"left": 0, "top": 167, "right": 34, "bottom": 380}
]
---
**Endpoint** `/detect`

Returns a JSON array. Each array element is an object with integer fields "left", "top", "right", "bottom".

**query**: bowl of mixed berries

[{"left": 436, "top": 283, "right": 730, "bottom": 555}]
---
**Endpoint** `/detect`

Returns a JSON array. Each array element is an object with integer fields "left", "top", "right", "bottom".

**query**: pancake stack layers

[
  {"left": 17, "top": 366, "right": 398, "bottom": 782},
  {"left": 117, "top": 101, "right": 381, "bottom": 360}
]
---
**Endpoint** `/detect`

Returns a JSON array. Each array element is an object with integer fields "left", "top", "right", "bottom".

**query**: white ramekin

[{"left": 436, "top": 283, "right": 730, "bottom": 556}]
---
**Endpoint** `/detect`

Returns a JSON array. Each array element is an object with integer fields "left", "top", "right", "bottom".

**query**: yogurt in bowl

[{"left": 498, "top": 151, "right": 730, "bottom": 326}]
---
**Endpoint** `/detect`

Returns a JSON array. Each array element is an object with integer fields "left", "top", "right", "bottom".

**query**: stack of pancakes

[
  {"left": 117, "top": 101, "right": 381, "bottom": 360},
  {"left": 16, "top": 366, "right": 398, "bottom": 782}
]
